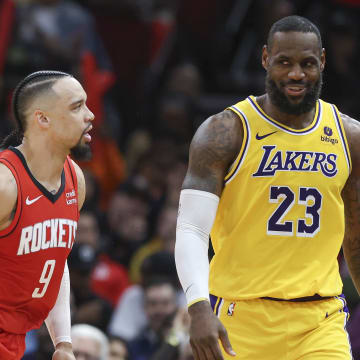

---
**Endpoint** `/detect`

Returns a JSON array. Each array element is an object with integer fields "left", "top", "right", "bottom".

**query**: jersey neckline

[
  {"left": 247, "top": 95, "right": 321, "bottom": 134},
  {"left": 9, "top": 147, "right": 65, "bottom": 204}
]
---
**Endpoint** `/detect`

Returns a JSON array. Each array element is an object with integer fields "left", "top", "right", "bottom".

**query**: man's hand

[
  {"left": 188, "top": 301, "right": 236, "bottom": 360},
  {"left": 52, "top": 342, "right": 76, "bottom": 360}
]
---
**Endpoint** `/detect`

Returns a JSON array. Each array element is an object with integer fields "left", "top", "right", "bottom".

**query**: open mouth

[
  {"left": 284, "top": 85, "right": 305, "bottom": 97},
  {"left": 83, "top": 126, "right": 92, "bottom": 143}
]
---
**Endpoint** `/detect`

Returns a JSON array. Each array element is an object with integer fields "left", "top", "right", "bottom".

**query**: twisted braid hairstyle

[{"left": 1, "top": 70, "right": 72, "bottom": 149}]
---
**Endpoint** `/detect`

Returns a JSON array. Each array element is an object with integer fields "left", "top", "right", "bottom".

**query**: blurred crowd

[{"left": 0, "top": 0, "right": 359, "bottom": 359}]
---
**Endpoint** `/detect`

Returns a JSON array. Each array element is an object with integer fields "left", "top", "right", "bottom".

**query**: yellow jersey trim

[
  {"left": 225, "top": 106, "right": 250, "bottom": 182},
  {"left": 331, "top": 104, "right": 352, "bottom": 174},
  {"left": 247, "top": 96, "right": 321, "bottom": 134},
  {"left": 187, "top": 297, "right": 210, "bottom": 308}
]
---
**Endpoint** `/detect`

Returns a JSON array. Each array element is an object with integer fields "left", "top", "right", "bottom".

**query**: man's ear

[
  {"left": 320, "top": 48, "right": 326, "bottom": 72},
  {"left": 262, "top": 45, "right": 269, "bottom": 71},
  {"left": 35, "top": 110, "right": 50, "bottom": 128}
]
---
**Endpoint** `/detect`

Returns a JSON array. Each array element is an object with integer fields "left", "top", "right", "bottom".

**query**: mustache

[{"left": 82, "top": 124, "right": 92, "bottom": 136}]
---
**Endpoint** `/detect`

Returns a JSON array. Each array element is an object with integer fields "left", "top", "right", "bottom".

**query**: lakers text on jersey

[{"left": 209, "top": 96, "right": 351, "bottom": 300}]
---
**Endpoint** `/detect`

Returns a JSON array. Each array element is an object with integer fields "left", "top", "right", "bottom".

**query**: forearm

[
  {"left": 175, "top": 189, "right": 219, "bottom": 305},
  {"left": 45, "top": 262, "right": 72, "bottom": 346}
]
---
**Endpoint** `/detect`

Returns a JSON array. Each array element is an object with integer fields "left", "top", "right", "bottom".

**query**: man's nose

[{"left": 288, "top": 64, "right": 305, "bottom": 80}]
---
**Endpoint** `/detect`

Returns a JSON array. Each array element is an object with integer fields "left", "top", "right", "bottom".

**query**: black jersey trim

[
  {"left": 0, "top": 158, "right": 23, "bottom": 238},
  {"left": 9, "top": 147, "right": 65, "bottom": 203}
]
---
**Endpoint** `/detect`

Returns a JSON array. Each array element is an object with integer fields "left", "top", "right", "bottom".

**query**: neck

[
  {"left": 17, "top": 135, "right": 68, "bottom": 188},
  {"left": 257, "top": 94, "right": 316, "bottom": 129}
]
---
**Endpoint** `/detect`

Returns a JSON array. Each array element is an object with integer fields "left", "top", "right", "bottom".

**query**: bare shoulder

[
  {"left": 341, "top": 113, "right": 360, "bottom": 176},
  {"left": 70, "top": 160, "right": 86, "bottom": 211},
  {"left": 182, "top": 109, "right": 243, "bottom": 196},
  {"left": 0, "top": 163, "right": 18, "bottom": 229}
]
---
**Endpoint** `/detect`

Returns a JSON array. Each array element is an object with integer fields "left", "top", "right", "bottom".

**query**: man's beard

[
  {"left": 70, "top": 137, "right": 92, "bottom": 161},
  {"left": 266, "top": 73, "right": 323, "bottom": 115}
]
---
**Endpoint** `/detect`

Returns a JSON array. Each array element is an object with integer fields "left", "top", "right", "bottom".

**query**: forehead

[
  {"left": 52, "top": 77, "right": 86, "bottom": 102},
  {"left": 145, "top": 284, "right": 175, "bottom": 299},
  {"left": 270, "top": 31, "right": 321, "bottom": 58}
]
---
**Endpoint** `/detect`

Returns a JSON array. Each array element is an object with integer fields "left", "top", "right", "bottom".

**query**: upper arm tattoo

[{"left": 182, "top": 110, "right": 243, "bottom": 196}]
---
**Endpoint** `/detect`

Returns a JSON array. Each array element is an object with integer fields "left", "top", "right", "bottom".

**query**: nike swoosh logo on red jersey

[
  {"left": 25, "top": 195, "right": 43, "bottom": 205},
  {"left": 256, "top": 131, "right": 277, "bottom": 140}
]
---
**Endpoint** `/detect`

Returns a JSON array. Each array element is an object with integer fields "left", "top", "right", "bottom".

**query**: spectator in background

[
  {"left": 108, "top": 336, "right": 129, "bottom": 360},
  {"left": 108, "top": 251, "right": 185, "bottom": 341},
  {"left": 68, "top": 243, "right": 113, "bottom": 332},
  {"left": 81, "top": 169, "right": 102, "bottom": 213},
  {"left": 164, "top": 156, "right": 188, "bottom": 207},
  {"left": 3, "top": 0, "right": 114, "bottom": 112},
  {"left": 8, "top": 0, "right": 111, "bottom": 73},
  {"left": 76, "top": 210, "right": 102, "bottom": 250},
  {"left": 75, "top": 209, "right": 130, "bottom": 307},
  {"left": 321, "top": 7, "right": 360, "bottom": 119},
  {"left": 129, "top": 205, "right": 178, "bottom": 283},
  {"left": 72, "top": 324, "right": 109, "bottom": 360},
  {"left": 165, "top": 63, "right": 203, "bottom": 100},
  {"left": 156, "top": 93, "right": 194, "bottom": 145},
  {"left": 77, "top": 132, "right": 127, "bottom": 210},
  {"left": 127, "top": 279, "right": 189, "bottom": 360},
  {"left": 105, "top": 183, "right": 150, "bottom": 267}
]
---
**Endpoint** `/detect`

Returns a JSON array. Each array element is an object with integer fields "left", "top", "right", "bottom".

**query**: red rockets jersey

[{"left": 0, "top": 147, "right": 79, "bottom": 334}]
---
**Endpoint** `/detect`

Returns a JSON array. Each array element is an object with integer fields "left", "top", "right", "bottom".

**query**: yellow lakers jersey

[{"left": 209, "top": 96, "right": 351, "bottom": 300}]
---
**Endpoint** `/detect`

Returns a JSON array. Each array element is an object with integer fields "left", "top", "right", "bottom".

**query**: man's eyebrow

[
  {"left": 302, "top": 55, "right": 318, "bottom": 61},
  {"left": 70, "top": 99, "right": 83, "bottom": 107}
]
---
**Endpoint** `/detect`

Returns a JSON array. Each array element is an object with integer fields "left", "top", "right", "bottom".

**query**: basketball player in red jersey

[{"left": 0, "top": 71, "right": 94, "bottom": 360}]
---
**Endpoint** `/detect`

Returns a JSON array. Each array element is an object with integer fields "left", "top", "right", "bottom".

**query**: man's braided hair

[{"left": 1, "top": 70, "right": 72, "bottom": 148}]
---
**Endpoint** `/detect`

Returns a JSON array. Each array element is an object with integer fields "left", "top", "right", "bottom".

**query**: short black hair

[
  {"left": 267, "top": 16, "right": 322, "bottom": 52},
  {"left": 0, "top": 70, "right": 71, "bottom": 148}
]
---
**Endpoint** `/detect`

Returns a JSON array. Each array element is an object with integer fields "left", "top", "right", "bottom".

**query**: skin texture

[
  {"left": 53, "top": 342, "right": 76, "bottom": 360},
  {"left": 181, "top": 30, "right": 360, "bottom": 360},
  {"left": 340, "top": 113, "right": 360, "bottom": 295},
  {"left": 0, "top": 76, "right": 94, "bottom": 359}
]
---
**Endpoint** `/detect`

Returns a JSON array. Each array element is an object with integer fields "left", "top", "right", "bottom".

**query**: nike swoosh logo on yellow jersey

[{"left": 256, "top": 131, "right": 277, "bottom": 140}]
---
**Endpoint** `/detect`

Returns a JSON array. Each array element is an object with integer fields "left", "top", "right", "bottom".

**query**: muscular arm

[
  {"left": 175, "top": 110, "right": 242, "bottom": 360},
  {"left": 71, "top": 160, "right": 86, "bottom": 211},
  {"left": 177, "top": 109, "right": 243, "bottom": 305},
  {"left": 182, "top": 110, "right": 243, "bottom": 196},
  {"left": 0, "top": 163, "right": 18, "bottom": 231},
  {"left": 341, "top": 113, "right": 360, "bottom": 294}
]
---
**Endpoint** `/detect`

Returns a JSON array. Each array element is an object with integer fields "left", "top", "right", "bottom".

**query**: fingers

[
  {"left": 209, "top": 341, "right": 225, "bottom": 360},
  {"left": 219, "top": 328, "right": 236, "bottom": 357},
  {"left": 190, "top": 339, "right": 201, "bottom": 360},
  {"left": 190, "top": 339, "right": 225, "bottom": 360}
]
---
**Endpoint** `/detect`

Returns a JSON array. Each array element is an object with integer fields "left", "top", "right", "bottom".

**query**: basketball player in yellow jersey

[{"left": 175, "top": 15, "right": 360, "bottom": 360}]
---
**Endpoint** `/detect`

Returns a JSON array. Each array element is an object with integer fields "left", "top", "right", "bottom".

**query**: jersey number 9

[{"left": 32, "top": 259, "right": 56, "bottom": 298}]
